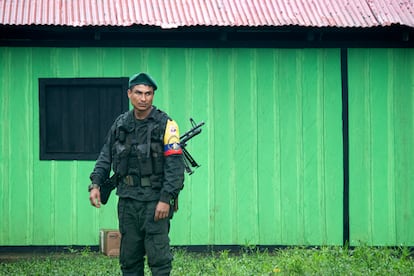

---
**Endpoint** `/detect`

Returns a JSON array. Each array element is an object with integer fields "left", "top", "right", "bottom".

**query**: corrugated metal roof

[{"left": 0, "top": 0, "right": 413, "bottom": 29}]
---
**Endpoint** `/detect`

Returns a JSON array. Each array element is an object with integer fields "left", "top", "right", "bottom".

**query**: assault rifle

[{"left": 180, "top": 118, "right": 205, "bottom": 175}]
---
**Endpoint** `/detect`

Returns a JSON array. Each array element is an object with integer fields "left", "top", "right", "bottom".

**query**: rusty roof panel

[
  {"left": 367, "top": 0, "right": 414, "bottom": 27},
  {"left": 0, "top": 0, "right": 413, "bottom": 28}
]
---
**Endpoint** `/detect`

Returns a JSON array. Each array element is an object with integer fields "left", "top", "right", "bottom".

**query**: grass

[{"left": 1, "top": 246, "right": 413, "bottom": 275}]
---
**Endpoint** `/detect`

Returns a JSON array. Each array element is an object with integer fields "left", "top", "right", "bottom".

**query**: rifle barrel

[{"left": 180, "top": 121, "right": 204, "bottom": 146}]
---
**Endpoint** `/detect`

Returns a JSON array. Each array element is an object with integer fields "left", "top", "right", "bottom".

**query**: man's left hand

[{"left": 154, "top": 201, "right": 170, "bottom": 221}]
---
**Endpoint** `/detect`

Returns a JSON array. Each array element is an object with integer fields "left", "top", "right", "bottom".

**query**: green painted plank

[
  {"left": 302, "top": 49, "right": 325, "bottom": 245},
  {"left": 8, "top": 48, "right": 32, "bottom": 245},
  {"left": 257, "top": 49, "right": 282, "bottom": 244},
  {"left": 32, "top": 48, "right": 55, "bottom": 244},
  {"left": 210, "top": 48, "right": 236, "bottom": 244},
  {"left": 349, "top": 49, "right": 372, "bottom": 245},
  {"left": 0, "top": 48, "right": 11, "bottom": 245},
  {"left": 164, "top": 48, "right": 188, "bottom": 119},
  {"left": 370, "top": 49, "right": 393, "bottom": 245},
  {"left": 321, "top": 49, "right": 343, "bottom": 245},
  {"left": 392, "top": 49, "right": 414, "bottom": 245},
  {"left": 277, "top": 49, "right": 301, "bottom": 245},
  {"left": 32, "top": 96, "right": 54, "bottom": 244},
  {"left": 150, "top": 48, "right": 166, "bottom": 107},
  {"left": 180, "top": 49, "right": 211, "bottom": 245},
  {"left": 102, "top": 48, "right": 122, "bottom": 77},
  {"left": 78, "top": 48, "right": 102, "bottom": 76},
  {"left": 122, "top": 48, "right": 146, "bottom": 81},
  {"left": 233, "top": 49, "right": 259, "bottom": 245}
]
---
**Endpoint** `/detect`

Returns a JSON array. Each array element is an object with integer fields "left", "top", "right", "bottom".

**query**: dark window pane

[{"left": 39, "top": 78, "right": 129, "bottom": 160}]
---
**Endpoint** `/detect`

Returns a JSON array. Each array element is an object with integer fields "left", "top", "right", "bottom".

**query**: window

[{"left": 39, "top": 78, "right": 129, "bottom": 160}]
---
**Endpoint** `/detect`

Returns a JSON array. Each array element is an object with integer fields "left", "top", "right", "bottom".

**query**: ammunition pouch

[
  {"left": 136, "top": 144, "right": 153, "bottom": 176},
  {"left": 113, "top": 136, "right": 130, "bottom": 177},
  {"left": 150, "top": 142, "right": 164, "bottom": 174}
]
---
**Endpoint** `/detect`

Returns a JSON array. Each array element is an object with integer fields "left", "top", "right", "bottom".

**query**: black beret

[{"left": 129, "top": 73, "right": 158, "bottom": 91}]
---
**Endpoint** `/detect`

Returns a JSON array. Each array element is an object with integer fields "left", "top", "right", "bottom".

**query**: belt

[{"left": 123, "top": 175, "right": 151, "bottom": 187}]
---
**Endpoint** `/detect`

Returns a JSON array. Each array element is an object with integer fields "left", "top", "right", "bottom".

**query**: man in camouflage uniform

[{"left": 88, "top": 72, "right": 185, "bottom": 276}]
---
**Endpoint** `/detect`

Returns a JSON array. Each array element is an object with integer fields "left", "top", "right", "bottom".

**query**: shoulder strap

[{"left": 152, "top": 108, "right": 170, "bottom": 140}]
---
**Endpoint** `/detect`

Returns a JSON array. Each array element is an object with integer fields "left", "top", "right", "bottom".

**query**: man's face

[{"left": 128, "top": 84, "right": 154, "bottom": 113}]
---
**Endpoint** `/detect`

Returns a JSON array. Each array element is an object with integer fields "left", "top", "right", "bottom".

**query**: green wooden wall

[
  {"left": 348, "top": 48, "right": 414, "bottom": 246},
  {"left": 1, "top": 46, "right": 412, "bottom": 247}
]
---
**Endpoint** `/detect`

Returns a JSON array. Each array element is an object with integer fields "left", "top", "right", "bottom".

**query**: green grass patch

[{"left": 1, "top": 246, "right": 413, "bottom": 275}]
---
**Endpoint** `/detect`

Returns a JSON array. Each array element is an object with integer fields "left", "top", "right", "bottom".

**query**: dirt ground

[
  {"left": 0, "top": 252, "right": 55, "bottom": 263},
  {"left": 0, "top": 246, "right": 100, "bottom": 263}
]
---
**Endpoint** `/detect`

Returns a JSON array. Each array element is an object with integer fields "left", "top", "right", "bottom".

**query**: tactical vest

[{"left": 111, "top": 109, "right": 169, "bottom": 193}]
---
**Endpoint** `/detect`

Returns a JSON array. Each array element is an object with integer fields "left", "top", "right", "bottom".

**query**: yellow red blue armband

[{"left": 164, "top": 119, "right": 182, "bottom": 156}]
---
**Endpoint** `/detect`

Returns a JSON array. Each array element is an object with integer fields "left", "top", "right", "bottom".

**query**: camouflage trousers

[{"left": 118, "top": 198, "right": 172, "bottom": 276}]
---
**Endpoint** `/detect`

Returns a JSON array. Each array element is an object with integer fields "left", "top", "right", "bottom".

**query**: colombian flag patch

[{"left": 164, "top": 119, "right": 182, "bottom": 156}]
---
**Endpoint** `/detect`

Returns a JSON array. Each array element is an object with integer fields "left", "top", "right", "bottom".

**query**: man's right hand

[{"left": 89, "top": 188, "right": 101, "bottom": 208}]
